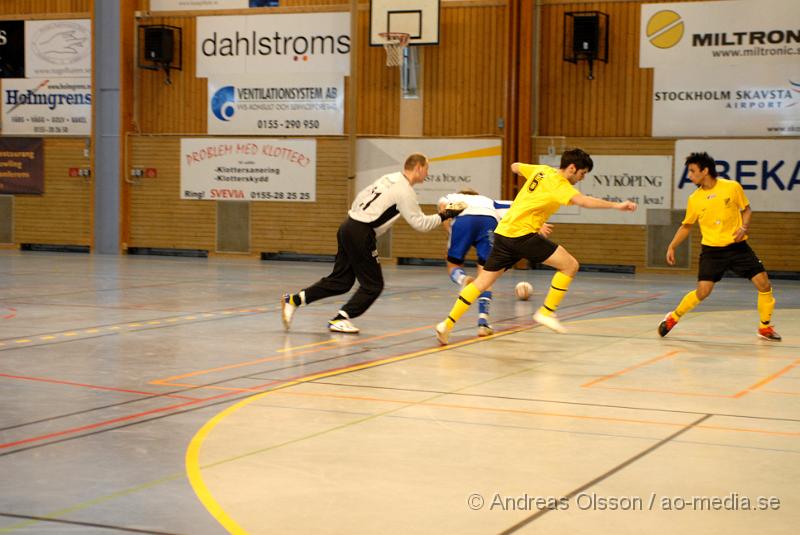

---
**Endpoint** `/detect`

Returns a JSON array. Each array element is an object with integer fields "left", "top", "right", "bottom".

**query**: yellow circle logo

[{"left": 647, "top": 10, "right": 684, "bottom": 49}]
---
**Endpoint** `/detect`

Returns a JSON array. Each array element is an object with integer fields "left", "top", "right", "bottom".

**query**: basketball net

[{"left": 379, "top": 32, "right": 410, "bottom": 67}]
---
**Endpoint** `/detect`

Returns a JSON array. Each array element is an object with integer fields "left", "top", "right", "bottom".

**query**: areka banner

[{"left": 673, "top": 139, "right": 800, "bottom": 212}]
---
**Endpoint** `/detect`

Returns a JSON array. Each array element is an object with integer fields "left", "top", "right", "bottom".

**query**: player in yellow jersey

[
  {"left": 434, "top": 148, "right": 637, "bottom": 344},
  {"left": 659, "top": 152, "right": 781, "bottom": 341}
]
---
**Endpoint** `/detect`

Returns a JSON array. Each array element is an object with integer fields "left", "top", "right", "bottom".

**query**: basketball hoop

[{"left": 378, "top": 32, "right": 410, "bottom": 67}]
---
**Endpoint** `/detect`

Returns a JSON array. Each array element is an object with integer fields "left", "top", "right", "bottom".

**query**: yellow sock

[
  {"left": 444, "top": 283, "right": 482, "bottom": 328},
  {"left": 537, "top": 272, "right": 573, "bottom": 317},
  {"left": 757, "top": 289, "right": 775, "bottom": 327},
  {"left": 673, "top": 290, "right": 700, "bottom": 320}
]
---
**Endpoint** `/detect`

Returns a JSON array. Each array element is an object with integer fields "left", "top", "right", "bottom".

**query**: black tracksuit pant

[{"left": 302, "top": 217, "right": 384, "bottom": 319}]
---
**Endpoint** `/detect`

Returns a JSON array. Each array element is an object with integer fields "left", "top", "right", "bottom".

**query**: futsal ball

[{"left": 515, "top": 281, "right": 533, "bottom": 301}]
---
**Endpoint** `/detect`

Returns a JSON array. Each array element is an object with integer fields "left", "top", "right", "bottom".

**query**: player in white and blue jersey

[{"left": 438, "top": 189, "right": 512, "bottom": 337}]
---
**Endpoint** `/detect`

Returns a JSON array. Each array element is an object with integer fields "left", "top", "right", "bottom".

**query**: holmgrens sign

[{"left": 196, "top": 13, "right": 351, "bottom": 77}]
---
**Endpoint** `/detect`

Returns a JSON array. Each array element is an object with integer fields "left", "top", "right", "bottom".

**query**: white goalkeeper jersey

[{"left": 349, "top": 172, "right": 441, "bottom": 236}]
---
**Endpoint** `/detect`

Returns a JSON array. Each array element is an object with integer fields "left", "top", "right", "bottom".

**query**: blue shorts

[{"left": 447, "top": 215, "right": 498, "bottom": 265}]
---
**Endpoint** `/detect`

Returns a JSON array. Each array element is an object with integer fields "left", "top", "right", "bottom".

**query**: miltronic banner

[
  {"left": 356, "top": 139, "right": 502, "bottom": 205},
  {"left": 673, "top": 139, "right": 800, "bottom": 212},
  {"left": 208, "top": 73, "right": 344, "bottom": 135},
  {"left": 180, "top": 138, "right": 316, "bottom": 202},
  {"left": 653, "top": 65, "right": 800, "bottom": 136},
  {"left": 641, "top": 0, "right": 800, "bottom": 68},
  {"left": 196, "top": 13, "right": 350, "bottom": 77}
]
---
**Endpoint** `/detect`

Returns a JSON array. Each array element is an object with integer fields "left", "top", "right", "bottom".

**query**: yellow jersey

[
  {"left": 682, "top": 178, "right": 749, "bottom": 247},
  {"left": 495, "top": 164, "right": 580, "bottom": 238}
]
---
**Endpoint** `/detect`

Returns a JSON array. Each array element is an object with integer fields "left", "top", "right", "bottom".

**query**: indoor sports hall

[{"left": 1, "top": 0, "right": 798, "bottom": 534}]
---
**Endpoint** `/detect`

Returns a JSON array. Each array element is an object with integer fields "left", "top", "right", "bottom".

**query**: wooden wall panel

[
  {"left": 126, "top": 136, "right": 351, "bottom": 254},
  {"left": 127, "top": 137, "right": 215, "bottom": 249},
  {"left": 538, "top": 1, "right": 653, "bottom": 137},
  {"left": 0, "top": 2, "right": 93, "bottom": 249},
  {"left": 423, "top": 4, "right": 508, "bottom": 136},
  {"left": 13, "top": 139, "right": 92, "bottom": 246},
  {"left": 390, "top": 210, "right": 451, "bottom": 261},
  {"left": 0, "top": 0, "right": 90, "bottom": 14},
  {"left": 251, "top": 138, "right": 349, "bottom": 254},
  {"left": 133, "top": 2, "right": 508, "bottom": 136}
]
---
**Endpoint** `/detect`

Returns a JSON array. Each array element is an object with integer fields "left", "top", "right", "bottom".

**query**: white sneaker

[
  {"left": 328, "top": 318, "right": 359, "bottom": 333},
  {"left": 281, "top": 294, "right": 296, "bottom": 331},
  {"left": 533, "top": 311, "right": 567, "bottom": 333},
  {"left": 477, "top": 320, "right": 493, "bottom": 337},
  {"left": 435, "top": 321, "right": 451, "bottom": 345}
]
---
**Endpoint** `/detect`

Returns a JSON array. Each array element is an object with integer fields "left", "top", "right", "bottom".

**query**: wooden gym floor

[{"left": 0, "top": 250, "right": 798, "bottom": 534}]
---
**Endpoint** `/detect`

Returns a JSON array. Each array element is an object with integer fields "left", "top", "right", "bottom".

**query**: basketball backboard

[{"left": 369, "top": 0, "right": 440, "bottom": 46}]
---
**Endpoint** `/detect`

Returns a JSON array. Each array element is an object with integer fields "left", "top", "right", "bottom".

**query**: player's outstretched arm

[
  {"left": 570, "top": 194, "right": 637, "bottom": 212},
  {"left": 666, "top": 224, "right": 692, "bottom": 265}
]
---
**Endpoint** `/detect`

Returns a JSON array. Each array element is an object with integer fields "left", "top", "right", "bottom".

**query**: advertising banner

[
  {"left": 151, "top": 0, "right": 278, "bottom": 10},
  {"left": 641, "top": 0, "right": 800, "bottom": 69},
  {"left": 196, "top": 13, "right": 350, "bottom": 76},
  {"left": 0, "top": 21, "right": 25, "bottom": 78},
  {"left": 539, "top": 156, "right": 672, "bottom": 225},
  {"left": 180, "top": 138, "right": 316, "bottom": 202},
  {"left": 151, "top": 0, "right": 247, "bottom": 9},
  {"left": 1, "top": 78, "right": 91, "bottom": 136},
  {"left": 208, "top": 73, "right": 343, "bottom": 135},
  {"left": 25, "top": 19, "right": 91, "bottom": 78},
  {"left": 357, "top": 139, "right": 502, "bottom": 205},
  {"left": 0, "top": 137, "right": 44, "bottom": 194},
  {"left": 673, "top": 139, "right": 800, "bottom": 212},
  {"left": 653, "top": 65, "right": 800, "bottom": 136}
]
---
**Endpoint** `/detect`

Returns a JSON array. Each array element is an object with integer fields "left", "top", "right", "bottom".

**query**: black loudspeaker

[
  {"left": 572, "top": 14, "right": 599, "bottom": 56},
  {"left": 144, "top": 26, "right": 174, "bottom": 64}
]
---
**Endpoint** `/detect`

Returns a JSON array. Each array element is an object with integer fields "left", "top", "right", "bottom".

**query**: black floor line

[
  {"left": 302, "top": 380, "right": 800, "bottom": 423},
  {"left": 0, "top": 512, "right": 184, "bottom": 535},
  {"left": 0, "top": 296, "right": 659, "bottom": 456},
  {"left": 0, "top": 299, "right": 583, "bottom": 433},
  {"left": 497, "top": 414, "right": 713, "bottom": 534}
]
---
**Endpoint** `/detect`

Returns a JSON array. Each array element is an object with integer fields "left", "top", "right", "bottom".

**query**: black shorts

[
  {"left": 483, "top": 232, "right": 559, "bottom": 272},
  {"left": 698, "top": 241, "right": 765, "bottom": 282}
]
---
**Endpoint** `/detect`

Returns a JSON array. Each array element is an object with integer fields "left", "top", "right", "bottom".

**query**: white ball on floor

[{"left": 515, "top": 281, "right": 533, "bottom": 301}]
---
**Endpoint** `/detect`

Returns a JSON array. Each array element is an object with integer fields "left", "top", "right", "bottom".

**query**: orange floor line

[
  {"left": 581, "top": 350, "right": 682, "bottom": 388},
  {"left": 0, "top": 372, "right": 201, "bottom": 400},
  {"left": 275, "top": 389, "right": 800, "bottom": 437},
  {"left": 733, "top": 358, "right": 800, "bottom": 398},
  {"left": 150, "top": 324, "right": 436, "bottom": 386},
  {"left": 590, "top": 384, "right": 735, "bottom": 399}
]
